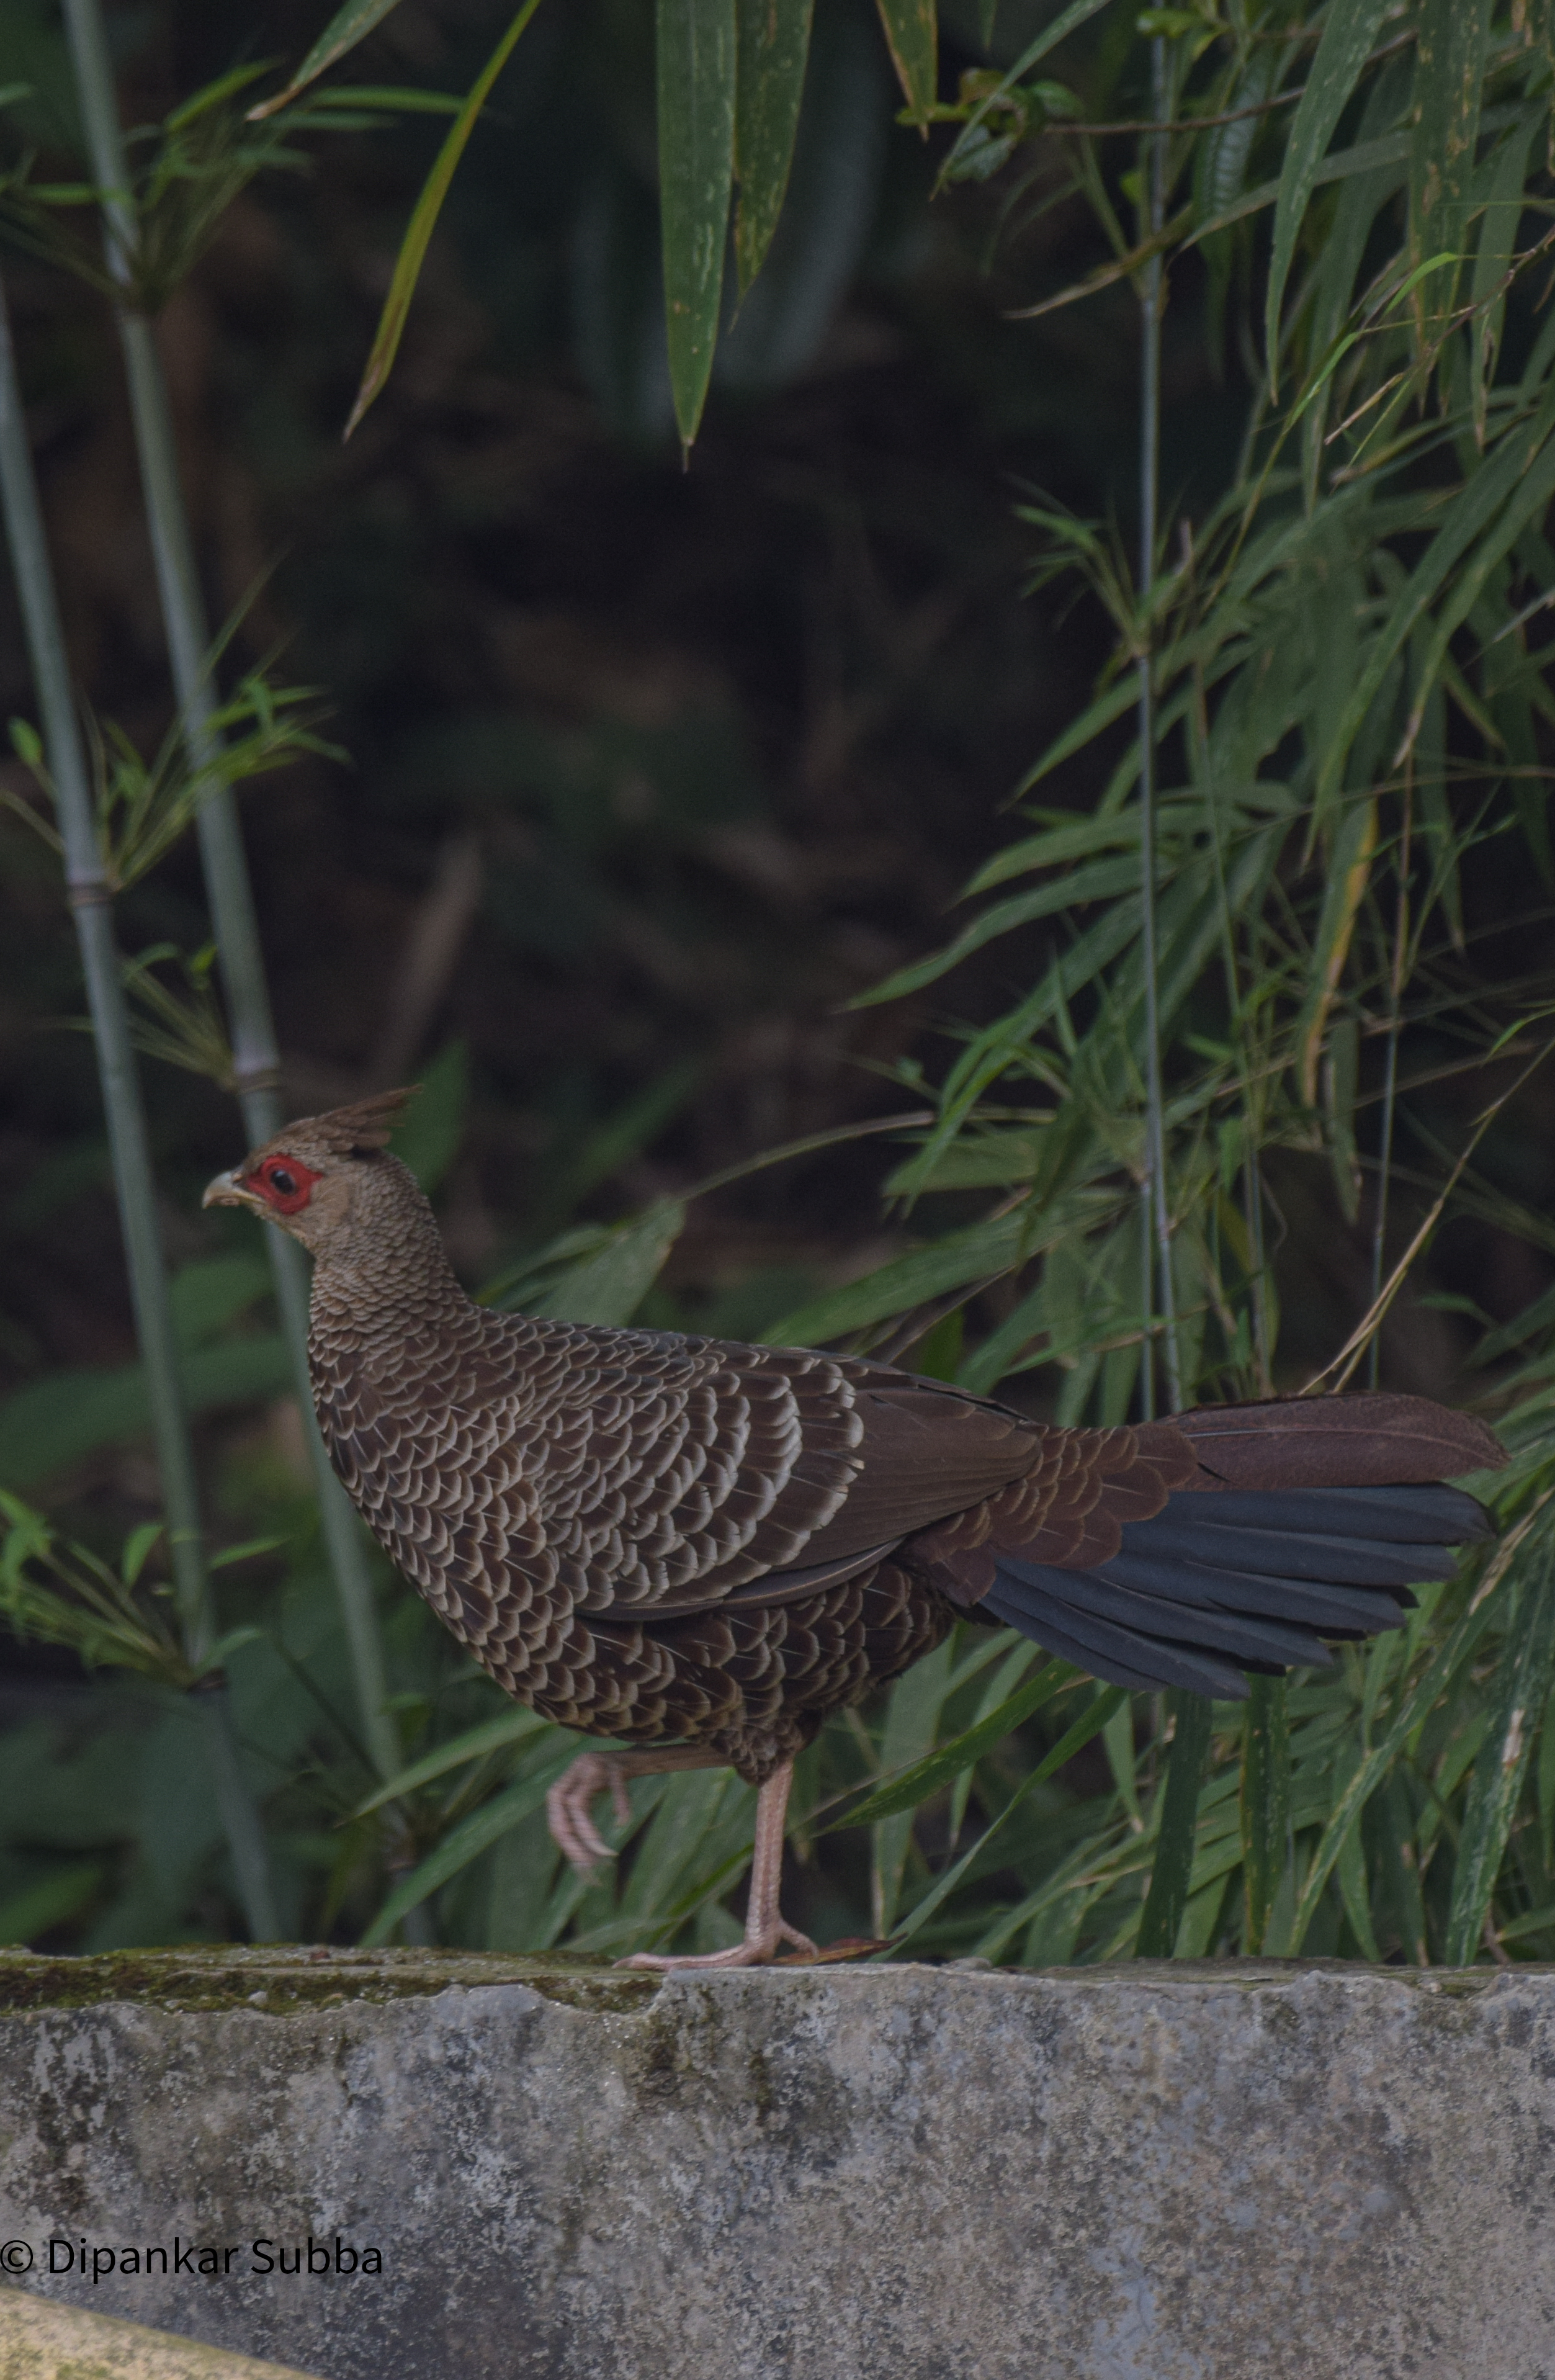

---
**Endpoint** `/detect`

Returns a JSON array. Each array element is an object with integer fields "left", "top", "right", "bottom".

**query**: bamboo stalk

[
  {"left": 1136, "top": 32, "right": 1180, "bottom": 1418},
  {"left": 1368, "top": 779, "right": 1412, "bottom": 1390},
  {"left": 1132, "top": 38, "right": 1201, "bottom": 1962},
  {"left": 0, "top": 269, "right": 278, "bottom": 1940},
  {"left": 60, "top": 0, "right": 401, "bottom": 1800}
]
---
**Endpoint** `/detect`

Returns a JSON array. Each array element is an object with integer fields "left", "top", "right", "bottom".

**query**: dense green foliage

[{"left": 1, "top": 0, "right": 1554, "bottom": 1967}]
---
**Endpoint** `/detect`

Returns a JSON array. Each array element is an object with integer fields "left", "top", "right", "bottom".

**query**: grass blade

[
  {"left": 249, "top": 0, "right": 406, "bottom": 119},
  {"left": 352, "top": 1708, "right": 553, "bottom": 1816},
  {"left": 834, "top": 1660, "right": 1070, "bottom": 1830},
  {"left": 872, "top": 1641, "right": 956, "bottom": 1933},
  {"left": 762, "top": 1206, "right": 1028, "bottom": 1345},
  {"left": 1291, "top": 1560, "right": 1515, "bottom": 1947},
  {"left": 1266, "top": 0, "right": 1393, "bottom": 383},
  {"left": 882, "top": 1685, "right": 1126, "bottom": 1957},
  {"left": 1137, "top": 1689, "right": 1212, "bottom": 1956},
  {"left": 343, "top": 0, "right": 543, "bottom": 439},
  {"left": 1240, "top": 1676, "right": 1289, "bottom": 1952},
  {"left": 532, "top": 1198, "right": 686, "bottom": 1326},
  {"left": 1445, "top": 1526, "right": 1555, "bottom": 1964},
  {"left": 1408, "top": 0, "right": 1488, "bottom": 344},
  {"left": 359, "top": 1733, "right": 578, "bottom": 1945}
]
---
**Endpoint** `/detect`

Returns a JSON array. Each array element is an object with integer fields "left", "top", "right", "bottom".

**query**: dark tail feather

[
  {"left": 984, "top": 1478, "right": 1490, "bottom": 1700},
  {"left": 980, "top": 1574, "right": 1256, "bottom": 1699}
]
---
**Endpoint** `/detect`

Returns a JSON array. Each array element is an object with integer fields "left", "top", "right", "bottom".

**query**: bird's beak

[{"left": 203, "top": 1167, "right": 259, "bottom": 1212}]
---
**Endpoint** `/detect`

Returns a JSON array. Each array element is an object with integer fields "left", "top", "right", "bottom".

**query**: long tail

[{"left": 967, "top": 1393, "right": 1503, "bottom": 1700}]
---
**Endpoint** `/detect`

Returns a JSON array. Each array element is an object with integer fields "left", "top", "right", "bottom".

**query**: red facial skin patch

[{"left": 244, "top": 1154, "right": 323, "bottom": 1215}]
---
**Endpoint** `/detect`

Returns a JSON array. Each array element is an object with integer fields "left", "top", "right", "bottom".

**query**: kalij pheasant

[{"left": 205, "top": 1090, "right": 1503, "bottom": 1968}]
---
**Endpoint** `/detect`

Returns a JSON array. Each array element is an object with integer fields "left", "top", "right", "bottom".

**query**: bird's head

[{"left": 202, "top": 1088, "right": 423, "bottom": 1263}]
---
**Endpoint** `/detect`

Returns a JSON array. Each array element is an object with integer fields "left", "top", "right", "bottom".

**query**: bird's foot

[
  {"left": 545, "top": 1752, "right": 634, "bottom": 1872},
  {"left": 617, "top": 1916, "right": 817, "bottom": 1972}
]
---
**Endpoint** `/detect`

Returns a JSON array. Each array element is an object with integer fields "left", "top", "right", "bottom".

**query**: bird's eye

[{"left": 246, "top": 1153, "right": 318, "bottom": 1213}]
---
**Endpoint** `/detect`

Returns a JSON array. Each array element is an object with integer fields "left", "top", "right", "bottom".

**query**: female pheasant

[{"left": 205, "top": 1090, "right": 1502, "bottom": 1968}]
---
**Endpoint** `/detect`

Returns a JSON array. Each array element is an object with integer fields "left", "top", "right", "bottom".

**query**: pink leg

[
  {"left": 546, "top": 1743, "right": 722, "bottom": 1872},
  {"left": 618, "top": 1758, "right": 817, "bottom": 1971}
]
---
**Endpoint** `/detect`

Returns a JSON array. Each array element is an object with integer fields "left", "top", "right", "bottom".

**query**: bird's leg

[
  {"left": 617, "top": 1758, "right": 817, "bottom": 1972},
  {"left": 545, "top": 1743, "right": 722, "bottom": 1872}
]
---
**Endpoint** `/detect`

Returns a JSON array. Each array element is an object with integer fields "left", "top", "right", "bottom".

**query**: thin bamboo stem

[
  {"left": 61, "top": 0, "right": 401, "bottom": 1799},
  {"left": 1137, "top": 33, "right": 1180, "bottom": 1417},
  {"left": 0, "top": 269, "right": 278, "bottom": 1940},
  {"left": 1132, "top": 38, "right": 1198, "bottom": 1964},
  {"left": 1368, "top": 781, "right": 1412, "bottom": 1390}
]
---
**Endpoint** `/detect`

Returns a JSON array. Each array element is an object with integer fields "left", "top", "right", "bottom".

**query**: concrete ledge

[{"left": 0, "top": 1948, "right": 1548, "bottom": 2379}]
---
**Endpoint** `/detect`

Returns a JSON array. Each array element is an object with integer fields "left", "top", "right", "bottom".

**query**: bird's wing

[{"left": 447, "top": 1317, "right": 1040, "bottom": 1617}]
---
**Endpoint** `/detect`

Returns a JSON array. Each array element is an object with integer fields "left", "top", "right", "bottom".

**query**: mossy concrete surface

[
  {"left": 0, "top": 1949, "right": 1549, "bottom": 2380},
  {"left": 0, "top": 2282, "right": 320, "bottom": 2379}
]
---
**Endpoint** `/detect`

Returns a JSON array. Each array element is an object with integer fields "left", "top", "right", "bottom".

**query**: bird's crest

[{"left": 285, "top": 1086, "right": 419, "bottom": 1155}]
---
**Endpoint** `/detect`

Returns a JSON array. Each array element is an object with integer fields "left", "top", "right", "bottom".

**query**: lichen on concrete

[
  {"left": 0, "top": 1953, "right": 1551, "bottom": 2380},
  {"left": 0, "top": 1949, "right": 658, "bottom": 2020}
]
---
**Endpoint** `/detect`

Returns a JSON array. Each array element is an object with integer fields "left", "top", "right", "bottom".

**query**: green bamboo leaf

[
  {"left": 1379, "top": 1769, "right": 1428, "bottom": 1965},
  {"left": 1335, "top": 1793, "right": 1382, "bottom": 1961},
  {"left": 1239, "top": 1674, "right": 1289, "bottom": 1952},
  {"left": 1318, "top": 380, "right": 1555, "bottom": 806},
  {"left": 872, "top": 1640, "right": 955, "bottom": 1931},
  {"left": 883, "top": 1685, "right": 1126, "bottom": 1955},
  {"left": 884, "top": 1129, "right": 1047, "bottom": 1198},
  {"left": 303, "top": 86, "right": 467, "bottom": 115},
  {"left": 957, "top": 814, "right": 1138, "bottom": 894},
  {"left": 352, "top": 1707, "right": 553, "bottom": 1817},
  {"left": 359, "top": 1733, "right": 578, "bottom": 1944},
  {"left": 1469, "top": 122, "right": 1539, "bottom": 444},
  {"left": 852, "top": 854, "right": 1146, "bottom": 1008},
  {"left": 839, "top": 1658, "right": 1070, "bottom": 1830},
  {"left": 948, "top": 1637, "right": 1039, "bottom": 1842},
  {"left": 343, "top": 0, "right": 542, "bottom": 439},
  {"left": 733, "top": 0, "right": 814, "bottom": 297},
  {"left": 1294, "top": 796, "right": 1376, "bottom": 1104},
  {"left": 872, "top": 0, "right": 935, "bottom": 129},
  {"left": 1291, "top": 1567, "right": 1510, "bottom": 1947},
  {"left": 532, "top": 1197, "right": 686, "bottom": 1326},
  {"left": 1137, "top": 1691, "right": 1213, "bottom": 1957},
  {"left": 658, "top": 0, "right": 737, "bottom": 452},
  {"left": 936, "top": 0, "right": 1112, "bottom": 188},
  {"left": 1408, "top": 0, "right": 1488, "bottom": 342},
  {"left": 1400, "top": 434, "right": 1555, "bottom": 764},
  {"left": 249, "top": 0, "right": 408, "bottom": 120},
  {"left": 1445, "top": 1530, "right": 1555, "bottom": 1964},
  {"left": 1198, "top": 97, "right": 1538, "bottom": 266},
  {"left": 1265, "top": 0, "right": 1393, "bottom": 383},
  {"left": 619, "top": 1768, "right": 750, "bottom": 1920},
  {"left": 762, "top": 1206, "right": 1031, "bottom": 1345}
]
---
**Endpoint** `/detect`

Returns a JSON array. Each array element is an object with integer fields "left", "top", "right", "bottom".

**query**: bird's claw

[
  {"left": 546, "top": 1752, "right": 634, "bottom": 1874},
  {"left": 617, "top": 1918, "right": 817, "bottom": 1972}
]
